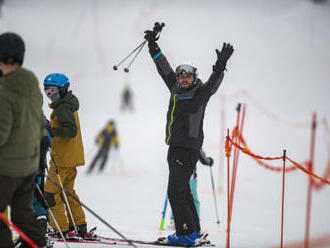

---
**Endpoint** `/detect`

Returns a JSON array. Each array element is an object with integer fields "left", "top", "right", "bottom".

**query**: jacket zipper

[{"left": 166, "top": 94, "right": 177, "bottom": 144}]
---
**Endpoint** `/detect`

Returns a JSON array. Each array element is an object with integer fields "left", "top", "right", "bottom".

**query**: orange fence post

[
  {"left": 225, "top": 129, "right": 232, "bottom": 248},
  {"left": 219, "top": 95, "right": 226, "bottom": 191},
  {"left": 305, "top": 112, "right": 317, "bottom": 248},
  {"left": 229, "top": 104, "right": 246, "bottom": 224},
  {"left": 281, "top": 150, "right": 287, "bottom": 248}
]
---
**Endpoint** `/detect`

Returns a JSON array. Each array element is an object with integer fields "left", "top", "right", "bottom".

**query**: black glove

[
  {"left": 213, "top": 42, "right": 234, "bottom": 73},
  {"left": 200, "top": 156, "right": 214, "bottom": 166},
  {"left": 144, "top": 22, "right": 165, "bottom": 42},
  {"left": 144, "top": 22, "right": 165, "bottom": 57},
  {"left": 144, "top": 30, "right": 158, "bottom": 43},
  {"left": 207, "top": 157, "right": 214, "bottom": 166}
]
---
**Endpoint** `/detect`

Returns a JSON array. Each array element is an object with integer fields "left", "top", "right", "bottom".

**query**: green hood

[{"left": 50, "top": 91, "right": 79, "bottom": 112}]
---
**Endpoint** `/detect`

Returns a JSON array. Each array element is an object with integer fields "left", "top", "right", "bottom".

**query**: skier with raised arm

[{"left": 144, "top": 22, "right": 234, "bottom": 246}]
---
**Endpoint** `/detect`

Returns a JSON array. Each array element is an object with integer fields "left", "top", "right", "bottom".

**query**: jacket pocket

[{"left": 188, "top": 106, "right": 204, "bottom": 138}]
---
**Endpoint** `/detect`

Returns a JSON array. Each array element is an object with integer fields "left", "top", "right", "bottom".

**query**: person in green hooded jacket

[{"left": 0, "top": 32, "right": 48, "bottom": 247}]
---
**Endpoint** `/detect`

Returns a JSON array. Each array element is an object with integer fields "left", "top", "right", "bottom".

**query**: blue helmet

[{"left": 44, "top": 73, "right": 70, "bottom": 97}]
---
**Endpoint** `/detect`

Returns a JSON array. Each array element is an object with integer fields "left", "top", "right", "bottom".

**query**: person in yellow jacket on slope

[
  {"left": 87, "top": 120, "right": 119, "bottom": 174},
  {"left": 43, "top": 73, "right": 95, "bottom": 241}
]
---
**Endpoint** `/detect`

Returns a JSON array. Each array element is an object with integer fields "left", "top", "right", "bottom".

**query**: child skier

[{"left": 43, "top": 73, "right": 95, "bottom": 240}]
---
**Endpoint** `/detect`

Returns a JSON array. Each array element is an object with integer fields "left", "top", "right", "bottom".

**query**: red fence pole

[
  {"left": 219, "top": 95, "right": 226, "bottom": 191},
  {"left": 229, "top": 104, "right": 246, "bottom": 223},
  {"left": 305, "top": 112, "right": 317, "bottom": 248},
  {"left": 226, "top": 129, "right": 231, "bottom": 248},
  {"left": 0, "top": 212, "right": 38, "bottom": 248},
  {"left": 281, "top": 149, "right": 287, "bottom": 248}
]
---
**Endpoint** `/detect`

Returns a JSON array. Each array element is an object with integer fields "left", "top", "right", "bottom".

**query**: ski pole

[
  {"left": 113, "top": 22, "right": 165, "bottom": 73},
  {"left": 49, "top": 153, "right": 80, "bottom": 237},
  {"left": 123, "top": 40, "right": 147, "bottom": 73},
  {"left": 124, "top": 22, "right": 165, "bottom": 73},
  {"left": 42, "top": 172, "right": 138, "bottom": 248},
  {"left": 209, "top": 167, "right": 220, "bottom": 225},
  {"left": 35, "top": 184, "right": 70, "bottom": 248},
  {"left": 159, "top": 194, "right": 168, "bottom": 231},
  {"left": 0, "top": 212, "right": 38, "bottom": 248},
  {"left": 113, "top": 40, "right": 146, "bottom": 71}
]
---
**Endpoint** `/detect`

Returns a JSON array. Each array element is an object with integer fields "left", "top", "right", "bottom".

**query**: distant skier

[
  {"left": 168, "top": 149, "right": 214, "bottom": 229},
  {"left": 120, "top": 84, "right": 134, "bottom": 112},
  {"left": 43, "top": 73, "right": 95, "bottom": 240},
  {"left": 87, "top": 120, "right": 119, "bottom": 174},
  {"left": 144, "top": 22, "right": 233, "bottom": 246}
]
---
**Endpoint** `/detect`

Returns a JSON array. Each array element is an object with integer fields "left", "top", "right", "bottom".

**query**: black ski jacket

[{"left": 150, "top": 46, "right": 224, "bottom": 151}]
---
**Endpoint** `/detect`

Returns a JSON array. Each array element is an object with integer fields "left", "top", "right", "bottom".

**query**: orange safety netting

[
  {"left": 286, "top": 157, "right": 330, "bottom": 186},
  {"left": 228, "top": 127, "right": 297, "bottom": 172},
  {"left": 313, "top": 160, "right": 330, "bottom": 190},
  {"left": 226, "top": 136, "right": 330, "bottom": 186}
]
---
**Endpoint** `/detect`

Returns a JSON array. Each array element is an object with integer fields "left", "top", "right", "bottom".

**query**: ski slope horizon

[{"left": 1, "top": 0, "right": 330, "bottom": 247}]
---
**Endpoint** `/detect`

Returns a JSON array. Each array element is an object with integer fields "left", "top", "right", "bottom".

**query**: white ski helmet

[
  {"left": 175, "top": 62, "right": 198, "bottom": 89},
  {"left": 175, "top": 62, "right": 198, "bottom": 78}
]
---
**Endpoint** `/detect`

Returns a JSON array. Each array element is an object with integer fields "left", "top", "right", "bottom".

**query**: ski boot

[
  {"left": 166, "top": 231, "right": 201, "bottom": 246},
  {"left": 36, "top": 215, "right": 48, "bottom": 232},
  {"left": 71, "top": 224, "right": 99, "bottom": 241},
  {"left": 13, "top": 237, "right": 54, "bottom": 248}
]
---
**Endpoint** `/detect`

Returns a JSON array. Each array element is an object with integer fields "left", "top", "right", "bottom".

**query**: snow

[{"left": 1, "top": 0, "right": 330, "bottom": 247}]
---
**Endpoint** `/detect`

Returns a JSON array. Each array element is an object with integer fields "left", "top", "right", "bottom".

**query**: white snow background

[{"left": 1, "top": 0, "right": 330, "bottom": 247}]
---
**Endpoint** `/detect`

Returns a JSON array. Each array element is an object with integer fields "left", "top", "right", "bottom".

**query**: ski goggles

[{"left": 175, "top": 64, "right": 197, "bottom": 76}]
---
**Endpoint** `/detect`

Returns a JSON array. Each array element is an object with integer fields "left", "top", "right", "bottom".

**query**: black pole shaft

[
  {"left": 42, "top": 173, "right": 137, "bottom": 248},
  {"left": 124, "top": 40, "right": 147, "bottom": 71},
  {"left": 35, "top": 184, "right": 69, "bottom": 248},
  {"left": 115, "top": 40, "right": 146, "bottom": 67},
  {"left": 209, "top": 167, "right": 220, "bottom": 224},
  {"left": 50, "top": 153, "right": 59, "bottom": 174}
]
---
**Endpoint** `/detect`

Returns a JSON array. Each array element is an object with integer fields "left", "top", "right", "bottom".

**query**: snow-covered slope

[{"left": 1, "top": 0, "right": 330, "bottom": 247}]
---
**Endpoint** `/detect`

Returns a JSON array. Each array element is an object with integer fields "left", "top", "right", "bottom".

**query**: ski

[
  {"left": 53, "top": 238, "right": 117, "bottom": 246},
  {"left": 97, "top": 233, "right": 215, "bottom": 247}
]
